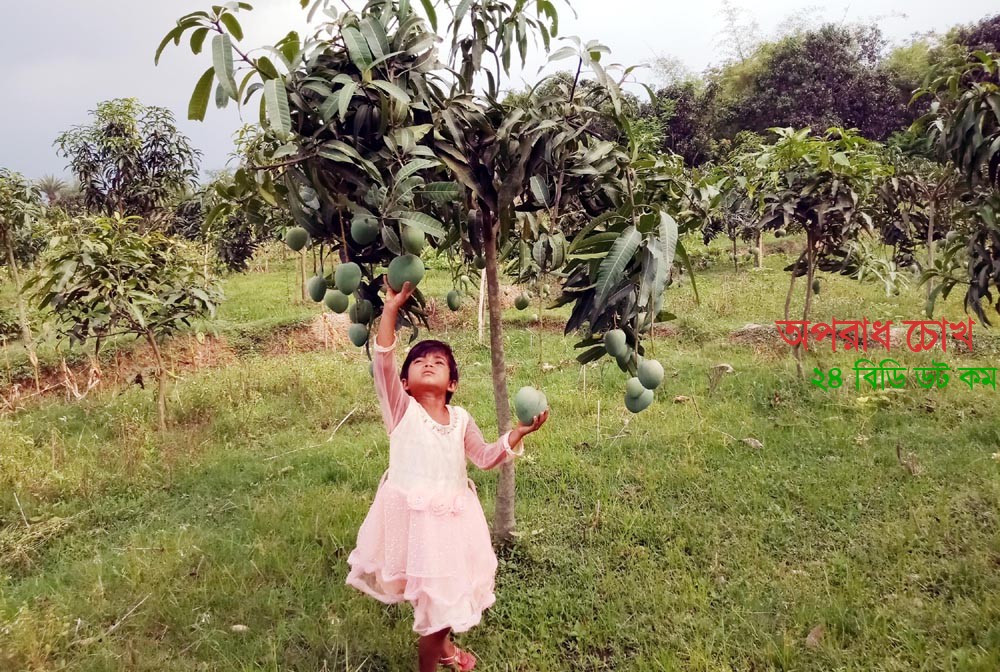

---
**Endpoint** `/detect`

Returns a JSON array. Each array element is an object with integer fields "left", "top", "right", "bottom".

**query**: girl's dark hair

[{"left": 400, "top": 339, "right": 459, "bottom": 403}]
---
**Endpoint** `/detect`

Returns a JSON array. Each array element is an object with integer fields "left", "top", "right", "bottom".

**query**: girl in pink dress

[{"left": 346, "top": 280, "right": 549, "bottom": 671}]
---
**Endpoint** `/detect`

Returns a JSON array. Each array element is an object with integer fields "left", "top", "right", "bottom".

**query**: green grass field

[{"left": 2, "top": 240, "right": 999, "bottom": 671}]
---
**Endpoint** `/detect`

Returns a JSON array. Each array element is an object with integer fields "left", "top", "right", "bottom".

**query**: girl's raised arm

[{"left": 372, "top": 279, "right": 415, "bottom": 433}]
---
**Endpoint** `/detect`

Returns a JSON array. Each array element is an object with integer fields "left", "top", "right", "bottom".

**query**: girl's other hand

[
  {"left": 383, "top": 278, "right": 415, "bottom": 312},
  {"left": 517, "top": 409, "right": 549, "bottom": 435}
]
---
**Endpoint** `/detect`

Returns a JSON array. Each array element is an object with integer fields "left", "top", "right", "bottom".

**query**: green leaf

[
  {"left": 188, "top": 67, "right": 215, "bottom": 121},
  {"left": 530, "top": 176, "right": 550, "bottom": 207},
  {"left": 397, "top": 211, "right": 446, "bottom": 239},
  {"left": 370, "top": 79, "right": 411, "bottom": 105},
  {"left": 592, "top": 226, "right": 640, "bottom": 316},
  {"left": 256, "top": 56, "right": 280, "bottom": 80},
  {"left": 419, "top": 0, "right": 437, "bottom": 31},
  {"left": 263, "top": 78, "right": 292, "bottom": 137},
  {"left": 415, "top": 182, "right": 460, "bottom": 202},
  {"left": 213, "top": 34, "right": 238, "bottom": 100},
  {"left": 396, "top": 158, "right": 439, "bottom": 182},
  {"left": 190, "top": 27, "right": 210, "bottom": 54},
  {"left": 154, "top": 26, "right": 181, "bottom": 65},
  {"left": 220, "top": 12, "right": 244, "bottom": 40},
  {"left": 674, "top": 240, "right": 700, "bottom": 305},
  {"left": 343, "top": 26, "right": 374, "bottom": 71},
  {"left": 360, "top": 16, "right": 390, "bottom": 60}
]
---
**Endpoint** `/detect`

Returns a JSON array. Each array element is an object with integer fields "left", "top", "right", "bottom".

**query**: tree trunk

[
  {"left": 145, "top": 331, "right": 167, "bottom": 432},
  {"left": 784, "top": 245, "right": 808, "bottom": 380},
  {"left": 732, "top": 237, "right": 738, "bottom": 273},
  {"left": 484, "top": 217, "right": 516, "bottom": 545},
  {"left": 926, "top": 206, "right": 936, "bottom": 300},
  {"left": 755, "top": 230, "right": 764, "bottom": 268},
  {"left": 299, "top": 252, "right": 306, "bottom": 302},
  {"left": 477, "top": 268, "right": 486, "bottom": 345},
  {"left": 3, "top": 232, "right": 40, "bottom": 390}
]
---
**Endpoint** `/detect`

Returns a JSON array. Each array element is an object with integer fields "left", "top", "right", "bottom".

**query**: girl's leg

[{"left": 418, "top": 627, "right": 451, "bottom": 672}]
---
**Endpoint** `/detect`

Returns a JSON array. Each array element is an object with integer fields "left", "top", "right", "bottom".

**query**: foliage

[
  {"left": 708, "top": 24, "right": 916, "bottom": 143},
  {"left": 55, "top": 98, "right": 201, "bottom": 221},
  {"left": 913, "top": 48, "right": 1000, "bottom": 323},
  {"left": 26, "top": 215, "right": 221, "bottom": 350},
  {"left": 0, "top": 169, "right": 46, "bottom": 267},
  {"left": 638, "top": 80, "right": 714, "bottom": 165}
]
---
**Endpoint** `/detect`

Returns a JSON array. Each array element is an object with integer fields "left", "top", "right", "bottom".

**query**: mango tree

[
  {"left": 911, "top": 50, "right": 1000, "bottom": 324},
  {"left": 0, "top": 169, "right": 45, "bottom": 389},
  {"left": 55, "top": 98, "right": 201, "bottom": 224},
  {"left": 742, "top": 127, "right": 892, "bottom": 376},
  {"left": 25, "top": 216, "right": 222, "bottom": 431},
  {"left": 156, "top": 0, "right": 690, "bottom": 543}
]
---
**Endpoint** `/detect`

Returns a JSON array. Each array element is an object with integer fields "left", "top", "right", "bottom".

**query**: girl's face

[{"left": 402, "top": 350, "right": 458, "bottom": 398}]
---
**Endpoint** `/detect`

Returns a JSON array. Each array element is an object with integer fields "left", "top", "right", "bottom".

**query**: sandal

[{"left": 439, "top": 646, "right": 476, "bottom": 671}]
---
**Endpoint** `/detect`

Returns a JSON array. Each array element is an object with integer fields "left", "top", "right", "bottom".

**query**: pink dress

[{"left": 345, "top": 336, "right": 518, "bottom": 636}]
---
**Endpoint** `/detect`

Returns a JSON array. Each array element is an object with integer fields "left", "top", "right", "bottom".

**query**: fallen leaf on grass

[
  {"left": 673, "top": 395, "right": 691, "bottom": 403},
  {"left": 742, "top": 438, "right": 763, "bottom": 451},
  {"left": 805, "top": 624, "right": 824, "bottom": 648},
  {"left": 231, "top": 624, "right": 249, "bottom": 633}
]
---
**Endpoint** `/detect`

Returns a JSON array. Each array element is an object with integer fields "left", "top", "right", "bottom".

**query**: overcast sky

[{"left": 2, "top": 0, "right": 996, "bottom": 180}]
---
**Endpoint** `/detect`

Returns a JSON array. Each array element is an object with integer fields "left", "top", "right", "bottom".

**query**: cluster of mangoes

[{"left": 602, "top": 328, "right": 664, "bottom": 413}]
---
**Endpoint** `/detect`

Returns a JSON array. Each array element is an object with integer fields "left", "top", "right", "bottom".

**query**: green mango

[
  {"left": 401, "top": 225, "right": 426, "bottom": 254},
  {"left": 637, "top": 358, "right": 664, "bottom": 390},
  {"left": 624, "top": 388, "right": 654, "bottom": 413},
  {"left": 447, "top": 290, "right": 462, "bottom": 311},
  {"left": 324, "top": 289, "right": 349, "bottom": 313},
  {"left": 350, "top": 299, "right": 373, "bottom": 324},
  {"left": 335, "top": 262, "right": 362, "bottom": 294},
  {"left": 625, "top": 377, "right": 645, "bottom": 399},
  {"left": 514, "top": 293, "right": 530, "bottom": 310},
  {"left": 348, "top": 323, "right": 369, "bottom": 347},
  {"left": 284, "top": 227, "right": 309, "bottom": 251},
  {"left": 604, "top": 329, "right": 628, "bottom": 358},
  {"left": 351, "top": 215, "right": 379, "bottom": 246},
  {"left": 387, "top": 254, "right": 425, "bottom": 291},
  {"left": 307, "top": 275, "right": 327, "bottom": 303},
  {"left": 513, "top": 386, "right": 548, "bottom": 425}
]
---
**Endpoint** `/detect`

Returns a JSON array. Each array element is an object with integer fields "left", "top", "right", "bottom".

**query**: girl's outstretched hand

[
  {"left": 383, "top": 278, "right": 415, "bottom": 312},
  {"left": 516, "top": 409, "right": 549, "bottom": 435}
]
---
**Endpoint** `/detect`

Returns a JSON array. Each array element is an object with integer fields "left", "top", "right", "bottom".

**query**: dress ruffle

[{"left": 345, "top": 477, "right": 498, "bottom": 635}]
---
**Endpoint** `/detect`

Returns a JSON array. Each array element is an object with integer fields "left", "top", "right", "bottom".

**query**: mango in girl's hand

[
  {"left": 387, "top": 254, "right": 425, "bottom": 291},
  {"left": 513, "top": 386, "right": 548, "bottom": 425}
]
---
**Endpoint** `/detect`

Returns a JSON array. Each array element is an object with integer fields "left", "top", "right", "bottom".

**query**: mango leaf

[
  {"left": 263, "top": 78, "right": 292, "bottom": 138},
  {"left": 220, "top": 12, "right": 244, "bottom": 40},
  {"left": 343, "top": 26, "right": 374, "bottom": 71},
  {"left": 592, "top": 226, "right": 640, "bottom": 318},
  {"left": 212, "top": 34, "right": 238, "bottom": 100},
  {"left": 188, "top": 67, "right": 215, "bottom": 121},
  {"left": 397, "top": 211, "right": 446, "bottom": 239},
  {"left": 415, "top": 182, "right": 461, "bottom": 202}
]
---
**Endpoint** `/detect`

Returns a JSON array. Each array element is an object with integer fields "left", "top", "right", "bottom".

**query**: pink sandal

[{"left": 439, "top": 647, "right": 476, "bottom": 671}]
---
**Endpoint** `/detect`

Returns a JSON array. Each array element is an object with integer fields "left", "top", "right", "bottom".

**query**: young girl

[{"left": 346, "top": 280, "right": 549, "bottom": 671}]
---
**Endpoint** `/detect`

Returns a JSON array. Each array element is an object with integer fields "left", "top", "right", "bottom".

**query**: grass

[{"left": 2, "top": 237, "right": 1000, "bottom": 671}]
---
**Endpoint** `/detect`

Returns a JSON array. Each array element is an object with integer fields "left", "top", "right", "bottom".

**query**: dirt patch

[
  {"left": 0, "top": 313, "right": 357, "bottom": 413},
  {"left": 261, "top": 313, "right": 352, "bottom": 356}
]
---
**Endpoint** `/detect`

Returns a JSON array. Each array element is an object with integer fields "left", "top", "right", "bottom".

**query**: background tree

[
  {"left": 55, "top": 98, "right": 201, "bottom": 223},
  {"left": 0, "top": 168, "right": 45, "bottom": 389},
  {"left": 912, "top": 45, "right": 1000, "bottom": 324},
  {"left": 35, "top": 175, "right": 68, "bottom": 207},
  {"left": 713, "top": 25, "right": 912, "bottom": 142},
  {"left": 26, "top": 215, "right": 222, "bottom": 431},
  {"left": 739, "top": 127, "right": 892, "bottom": 375}
]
